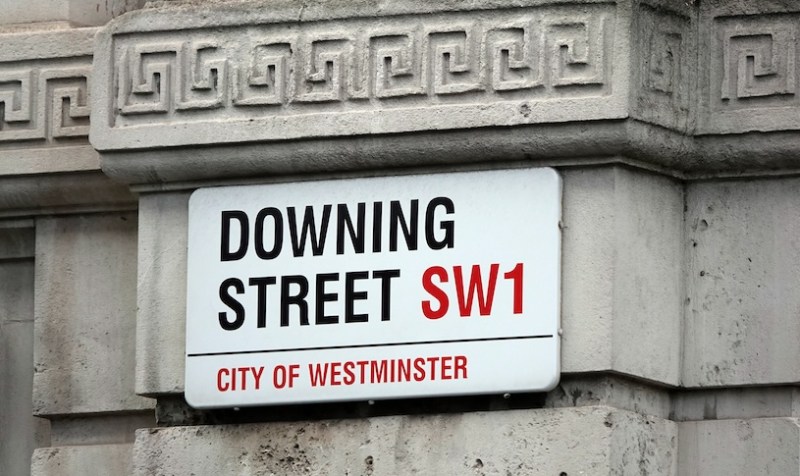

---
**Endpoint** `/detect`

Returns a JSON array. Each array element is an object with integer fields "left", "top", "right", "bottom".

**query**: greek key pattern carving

[
  {"left": 634, "top": 5, "right": 691, "bottom": 131},
  {"left": 641, "top": 10, "right": 685, "bottom": 96},
  {"left": 0, "top": 63, "right": 91, "bottom": 144},
  {"left": 715, "top": 15, "right": 798, "bottom": 109},
  {"left": 111, "top": 6, "right": 614, "bottom": 126}
]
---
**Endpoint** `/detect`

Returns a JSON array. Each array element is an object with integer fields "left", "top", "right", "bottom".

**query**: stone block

[
  {"left": 679, "top": 418, "right": 800, "bottom": 475},
  {"left": 697, "top": 0, "right": 800, "bottom": 135},
  {"left": 50, "top": 413, "right": 155, "bottom": 446},
  {"left": 0, "top": 173, "right": 135, "bottom": 220},
  {"left": 672, "top": 387, "right": 800, "bottom": 421},
  {"left": 545, "top": 375, "right": 671, "bottom": 419},
  {"left": 0, "top": 222, "right": 34, "bottom": 259},
  {"left": 31, "top": 443, "right": 133, "bottom": 476},
  {"left": 0, "top": 0, "right": 144, "bottom": 26},
  {"left": 91, "top": 0, "right": 631, "bottom": 153},
  {"left": 0, "top": 259, "right": 50, "bottom": 476},
  {"left": 684, "top": 177, "right": 800, "bottom": 386},
  {"left": 0, "top": 259, "right": 34, "bottom": 321},
  {"left": 630, "top": 0, "right": 697, "bottom": 133},
  {"left": 133, "top": 407, "right": 677, "bottom": 475},
  {"left": 68, "top": 0, "right": 146, "bottom": 27},
  {"left": 0, "top": 0, "right": 68, "bottom": 25},
  {"left": 561, "top": 166, "right": 683, "bottom": 385},
  {"left": 0, "top": 27, "right": 97, "bottom": 174},
  {"left": 135, "top": 192, "right": 190, "bottom": 396},
  {"left": 33, "top": 213, "right": 154, "bottom": 415}
]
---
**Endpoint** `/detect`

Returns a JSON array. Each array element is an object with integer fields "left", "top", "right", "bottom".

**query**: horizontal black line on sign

[{"left": 187, "top": 335, "right": 555, "bottom": 358}]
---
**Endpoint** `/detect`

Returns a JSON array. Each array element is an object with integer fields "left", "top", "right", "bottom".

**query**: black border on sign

[{"left": 187, "top": 334, "right": 554, "bottom": 357}]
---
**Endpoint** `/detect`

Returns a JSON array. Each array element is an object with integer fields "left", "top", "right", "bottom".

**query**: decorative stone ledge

[
  {"left": 0, "top": 27, "right": 96, "bottom": 174},
  {"left": 89, "top": 0, "right": 800, "bottom": 186},
  {"left": 94, "top": 0, "right": 631, "bottom": 148},
  {"left": 0, "top": 25, "right": 135, "bottom": 217}
]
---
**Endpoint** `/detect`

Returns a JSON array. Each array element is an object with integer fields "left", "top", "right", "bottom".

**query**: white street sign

[{"left": 185, "top": 168, "right": 561, "bottom": 408}]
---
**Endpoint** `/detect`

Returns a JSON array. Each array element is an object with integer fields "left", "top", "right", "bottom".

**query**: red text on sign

[
  {"left": 308, "top": 355, "right": 468, "bottom": 386},
  {"left": 217, "top": 366, "right": 265, "bottom": 391},
  {"left": 421, "top": 263, "right": 524, "bottom": 319},
  {"left": 273, "top": 364, "right": 301, "bottom": 389}
]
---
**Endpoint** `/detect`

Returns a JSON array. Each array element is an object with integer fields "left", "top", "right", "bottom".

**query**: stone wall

[{"left": 2, "top": 0, "right": 800, "bottom": 474}]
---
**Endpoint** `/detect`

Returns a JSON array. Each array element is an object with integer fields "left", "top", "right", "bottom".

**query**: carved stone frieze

[
  {"left": 87, "top": 0, "right": 800, "bottom": 184},
  {"left": 631, "top": 3, "right": 694, "bottom": 133},
  {"left": 0, "top": 26, "right": 134, "bottom": 216},
  {"left": 0, "top": 27, "right": 102, "bottom": 177},
  {"left": 0, "top": 65, "right": 91, "bottom": 143},
  {"left": 92, "top": 3, "right": 626, "bottom": 150},
  {"left": 699, "top": 11, "right": 800, "bottom": 134}
]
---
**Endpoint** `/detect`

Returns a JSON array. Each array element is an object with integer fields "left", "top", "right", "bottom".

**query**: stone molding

[
  {"left": 0, "top": 27, "right": 96, "bottom": 173},
  {"left": 0, "top": 26, "right": 135, "bottom": 217},
  {"left": 94, "top": 2, "right": 626, "bottom": 150},
  {"left": 85, "top": 0, "right": 800, "bottom": 186},
  {"left": 3, "top": 1, "right": 800, "bottom": 186}
]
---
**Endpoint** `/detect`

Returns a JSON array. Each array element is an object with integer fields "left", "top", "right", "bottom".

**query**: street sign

[{"left": 185, "top": 168, "right": 561, "bottom": 408}]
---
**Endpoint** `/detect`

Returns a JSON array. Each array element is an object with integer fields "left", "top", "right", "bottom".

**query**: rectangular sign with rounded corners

[{"left": 185, "top": 168, "right": 561, "bottom": 408}]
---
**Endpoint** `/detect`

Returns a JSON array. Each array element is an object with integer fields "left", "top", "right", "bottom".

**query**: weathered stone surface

[
  {"left": 697, "top": 0, "right": 800, "bottom": 135},
  {"left": 0, "top": 172, "right": 136, "bottom": 219},
  {"left": 561, "top": 166, "right": 683, "bottom": 385},
  {"left": 0, "top": 258, "right": 50, "bottom": 476},
  {"left": 679, "top": 417, "right": 800, "bottom": 476},
  {"left": 50, "top": 413, "right": 155, "bottom": 446},
  {"left": 136, "top": 192, "right": 190, "bottom": 396},
  {"left": 630, "top": 0, "right": 696, "bottom": 134},
  {"left": 0, "top": 25, "right": 137, "bottom": 219},
  {"left": 0, "top": 0, "right": 144, "bottom": 27},
  {"left": 92, "top": 0, "right": 633, "bottom": 152},
  {"left": 546, "top": 375, "right": 671, "bottom": 419},
  {"left": 0, "top": 26, "right": 96, "bottom": 172},
  {"left": 0, "top": 220, "right": 34, "bottom": 259},
  {"left": 684, "top": 177, "right": 800, "bottom": 387},
  {"left": 90, "top": 0, "right": 800, "bottom": 184},
  {"left": 31, "top": 443, "right": 133, "bottom": 476},
  {"left": 672, "top": 387, "right": 800, "bottom": 421},
  {"left": 0, "top": 0, "right": 70, "bottom": 26},
  {"left": 133, "top": 407, "right": 677, "bottom": 475},
  {"left": 33, "top": 213, "right": 155, "bottom": 415}
]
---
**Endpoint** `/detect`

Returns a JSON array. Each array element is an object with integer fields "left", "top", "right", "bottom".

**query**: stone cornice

[
  {"left": 87, "top": 0, "right": 800, "bottom": 186},
  {"left": 0, "top": 27, "right": 97, "bottom": 173},
  {"left": 0, "top": 26, "right": 135, "bottom": 216}
]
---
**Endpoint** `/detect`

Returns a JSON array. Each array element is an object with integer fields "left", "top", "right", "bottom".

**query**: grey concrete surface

[
  {"left": 0, "top": 26, "right": 96, "bottom": 171},
  {"left": 33, "top": 213, "right": 154, "bottom": 416},
  {"left": 685, "top": 177, "right": 800, "bottom": 387},
  {"left": 31, "top": 443, "right": 134, "bottom": 476},
  {"left": 0, "top": 0, "right": 145, "bottom": 26},
  {"left": 133, "top": 407, "right": 677, "bottom": 475},
  {"left": 561, "top": 166, "right": 683, "bottom": 385},
  {"left": 672, "top": 387, "right": 800, "bottom": 421},
  {"left": 0, "top": 172, "right": 136, "bottom": 219},
  {"left": 679, "top": 417, "right": 800, "bottom": 476},
  {"left": 546, "top": 375, "right": 672, "bottom": 420},
  {"left": 91, "top": 0, "right": 633, "bottom": 152},
  {"left": 90, "top": 0, "right": 800, "bottom": 184},
  {"left": 135, "top": 192, "right": 190, "bottom": 396},
  {"left": 697, "top": 0, "right": 800, "bottom": 135},
  {"left": 0, "top": 222, "right": 34, "bottom": 259},
  {"left": 49, "top": 413, "right": 155, "bottom": 446},
  {"left": 0, "top": 259, "right": 50, "bottom": 476}
]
